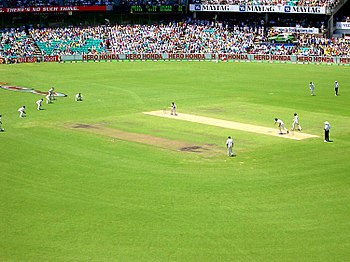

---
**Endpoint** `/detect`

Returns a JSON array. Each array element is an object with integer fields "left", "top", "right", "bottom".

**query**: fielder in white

[
  {"left": 36, "top": 98, "right": 43, "bottom": 110},
  {"left": 170, "top": 102, "right": 177, "bottom": 115},
  {"left": 18, "top": 106, "right": 26, "bottom": 118},
  {"left": 274, "top": 118, "right": 289, "bottom": 134},
  {"left": 291, "top": 113, "right": 302, "bottom": 131},
  {"left": 309, "top": 82, "right": 315, "bottom": 96},
  {"left": 0, "top": 114, "right": 4, "bottom": 131},
  {"left": 48, "top": 87, "right": 55, "bottom": 100},
  {"left": 226, "top": 136, "right": 234, "bottom": 157},
  {"left": 75, "top": 93, "right": 83, "bottom": 101},
  {"left": 45, "top": 94, "right": 51, "bottom": 104}
]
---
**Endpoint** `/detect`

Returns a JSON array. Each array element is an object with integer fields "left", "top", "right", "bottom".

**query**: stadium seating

[
  {"left": 29, "top": 27, "right": 107, "bottom": 55},
  {"left": 35, "top": 39, "right": 105, "bottom": 55},
  {"left": 1, "top": 22, "right": 349, "bottom": 59},
  {"left": 26, "top": 23, "right": 350, "bottom": 56},
  {"left": 0, "top": 29, "right": 36, "bottom": 58}
]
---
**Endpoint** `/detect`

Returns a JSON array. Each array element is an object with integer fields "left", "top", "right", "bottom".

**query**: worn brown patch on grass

[
  {"left": 73, "top": 124, "right": 96, "bottom": 129},
  {"left": 67, "top": 124, "right": 221, "bottom": 155}
]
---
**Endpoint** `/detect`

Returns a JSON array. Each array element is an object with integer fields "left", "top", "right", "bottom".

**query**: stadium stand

[
  {"left": 16, "top": 22, "right": 347, "bottom": 57},
  {"left": 29, "top": 27, "right": 107, "bottom": 55},
  {"left": 0, "top": 0, "right": 349, "bottom": 61},
  {"left": 0, "top": 28, "right": 36, "bottom": 59}
]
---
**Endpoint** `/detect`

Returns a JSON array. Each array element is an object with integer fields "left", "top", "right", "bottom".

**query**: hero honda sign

[{"left": 189, "top": 4, "right": 327, "bottom": 14}]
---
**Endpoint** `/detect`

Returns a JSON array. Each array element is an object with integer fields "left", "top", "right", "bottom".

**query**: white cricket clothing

[
  {"left": 48, "top": 88, "right": 55, "bottom": 100},
  {"left": 324, "top": 122, "right": 331, "bottom": 131},
  {"left": 275, "top": 119, "right": 284, "bottom": 126},
  {"left": 226, "top": 138, "right": 234, "bottom": 156},
  {"left": 36, "top": 99, "right": 42, "bottom": 110},
  {"left": 275, "top": 119, "right": 288, "bottom": 134},
  {"left": 226, "top": 138, "right": 233, "bottom": 147},
  {"left": 293, "top": 115, "right": 299, "bottom": 124},
  {"left": 46, "top": 94, "right": 51, "bottom": 104},
  {"left": 171, "top": 103, "right": 177, "bottom": 115},
  {"left": 18, "top": 107, "right": 25, "bottom": 118},
  {"left": 292, "top": 115, "right": 302, "bottom": 131},
  {"left": 309, "top": 83, "right": 315, "bottom": 95},
  {"left": 75, "top": 93, "right": 83, "bottom": 101}
]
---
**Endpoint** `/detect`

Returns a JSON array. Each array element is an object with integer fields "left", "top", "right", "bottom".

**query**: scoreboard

[{"left": 130, "top": 5, "right": 185, "bottom": 13}]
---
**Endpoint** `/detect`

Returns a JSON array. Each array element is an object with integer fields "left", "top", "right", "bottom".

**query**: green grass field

[{"left": 1, "top": 61, "right": 350, "bottom": 261}]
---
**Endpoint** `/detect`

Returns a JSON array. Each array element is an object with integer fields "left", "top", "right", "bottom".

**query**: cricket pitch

[{"left": 143, "top": 110, "right": 319, "bottom": 140}]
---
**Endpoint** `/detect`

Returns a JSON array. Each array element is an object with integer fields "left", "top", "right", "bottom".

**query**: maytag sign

[
  {"left": 336, "top": 22, "right": 350, "bottom": 30},
  {"left": 189, "top": 4, "right": 327, "bottom": 14}
]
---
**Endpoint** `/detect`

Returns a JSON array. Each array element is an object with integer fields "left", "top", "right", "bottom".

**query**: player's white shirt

[
  {"left": 276, "top": 119, "right": 284, "bottom": 125},
  {"left": 171, "top": 103, "right": 176, "bottom": 109},
  {"left": 324, "top": 123, "right": 331, "bottom": 131},
  {"left": 293, "top": 115, "right": 299, "bottom": 124},
  {"left": 36, "top": 99, "right": 42, "bottom": 105},
  {"left": 335, "top": 82, "right": 339, "bottom": 88},
  {"left": 18, "top": 107, "right": 25, "bottom": 112},
  {"left": 309, "top": 83, "right": 314, "bottom": 90},
  {"left": 226, "top": 138, "right": 233, "bottom": 147}
]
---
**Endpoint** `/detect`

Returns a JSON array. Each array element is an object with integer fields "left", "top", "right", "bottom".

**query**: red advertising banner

[
  {"left": 0, "top": 55, "right": 58, "bottom": 63},
  {"left": 253, "top": 54, "right": 292, "bottom": 61},
  {"left": 339, "top": 57, "right": 350, "bottom": 64},
  {"left": 0, "top": 5, "right": 107, "bottom": 13},
  {"left": 82, "top": 54, "right": 121, "bottom": 61},
  {"left": 1, "top": 53, "right": 350, "bottom": 65},
  {"left": 82, "top": 53, "right": 215, "bottom": 61},
  {"left": 218, "top": 54, "right": 249, "bottom": 61},
  {"left": 166, "top": 53, "right": 214, "bottom": 60},
  {"left": 296, "top": 56, "right": 335, "bottom": 63},
  {"left": 17, "top": 57, "right": 37, "bottom": 63},
  {"left": 43, "top": 55, "right": 60, "bottom": 62}
]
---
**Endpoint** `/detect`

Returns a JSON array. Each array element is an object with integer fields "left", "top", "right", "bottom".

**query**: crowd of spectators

[
  {"left": 1, "top": 21, "right": 349, "bottom": 60},
  {"left": 0, "top": 28, "right": 36, "bottom": 60},
  {"left": 29, "top": 26, "right": 106, "bottom": 55},
  {"left": 0, "top": 0, "right": 113, "bottom": 8}
]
